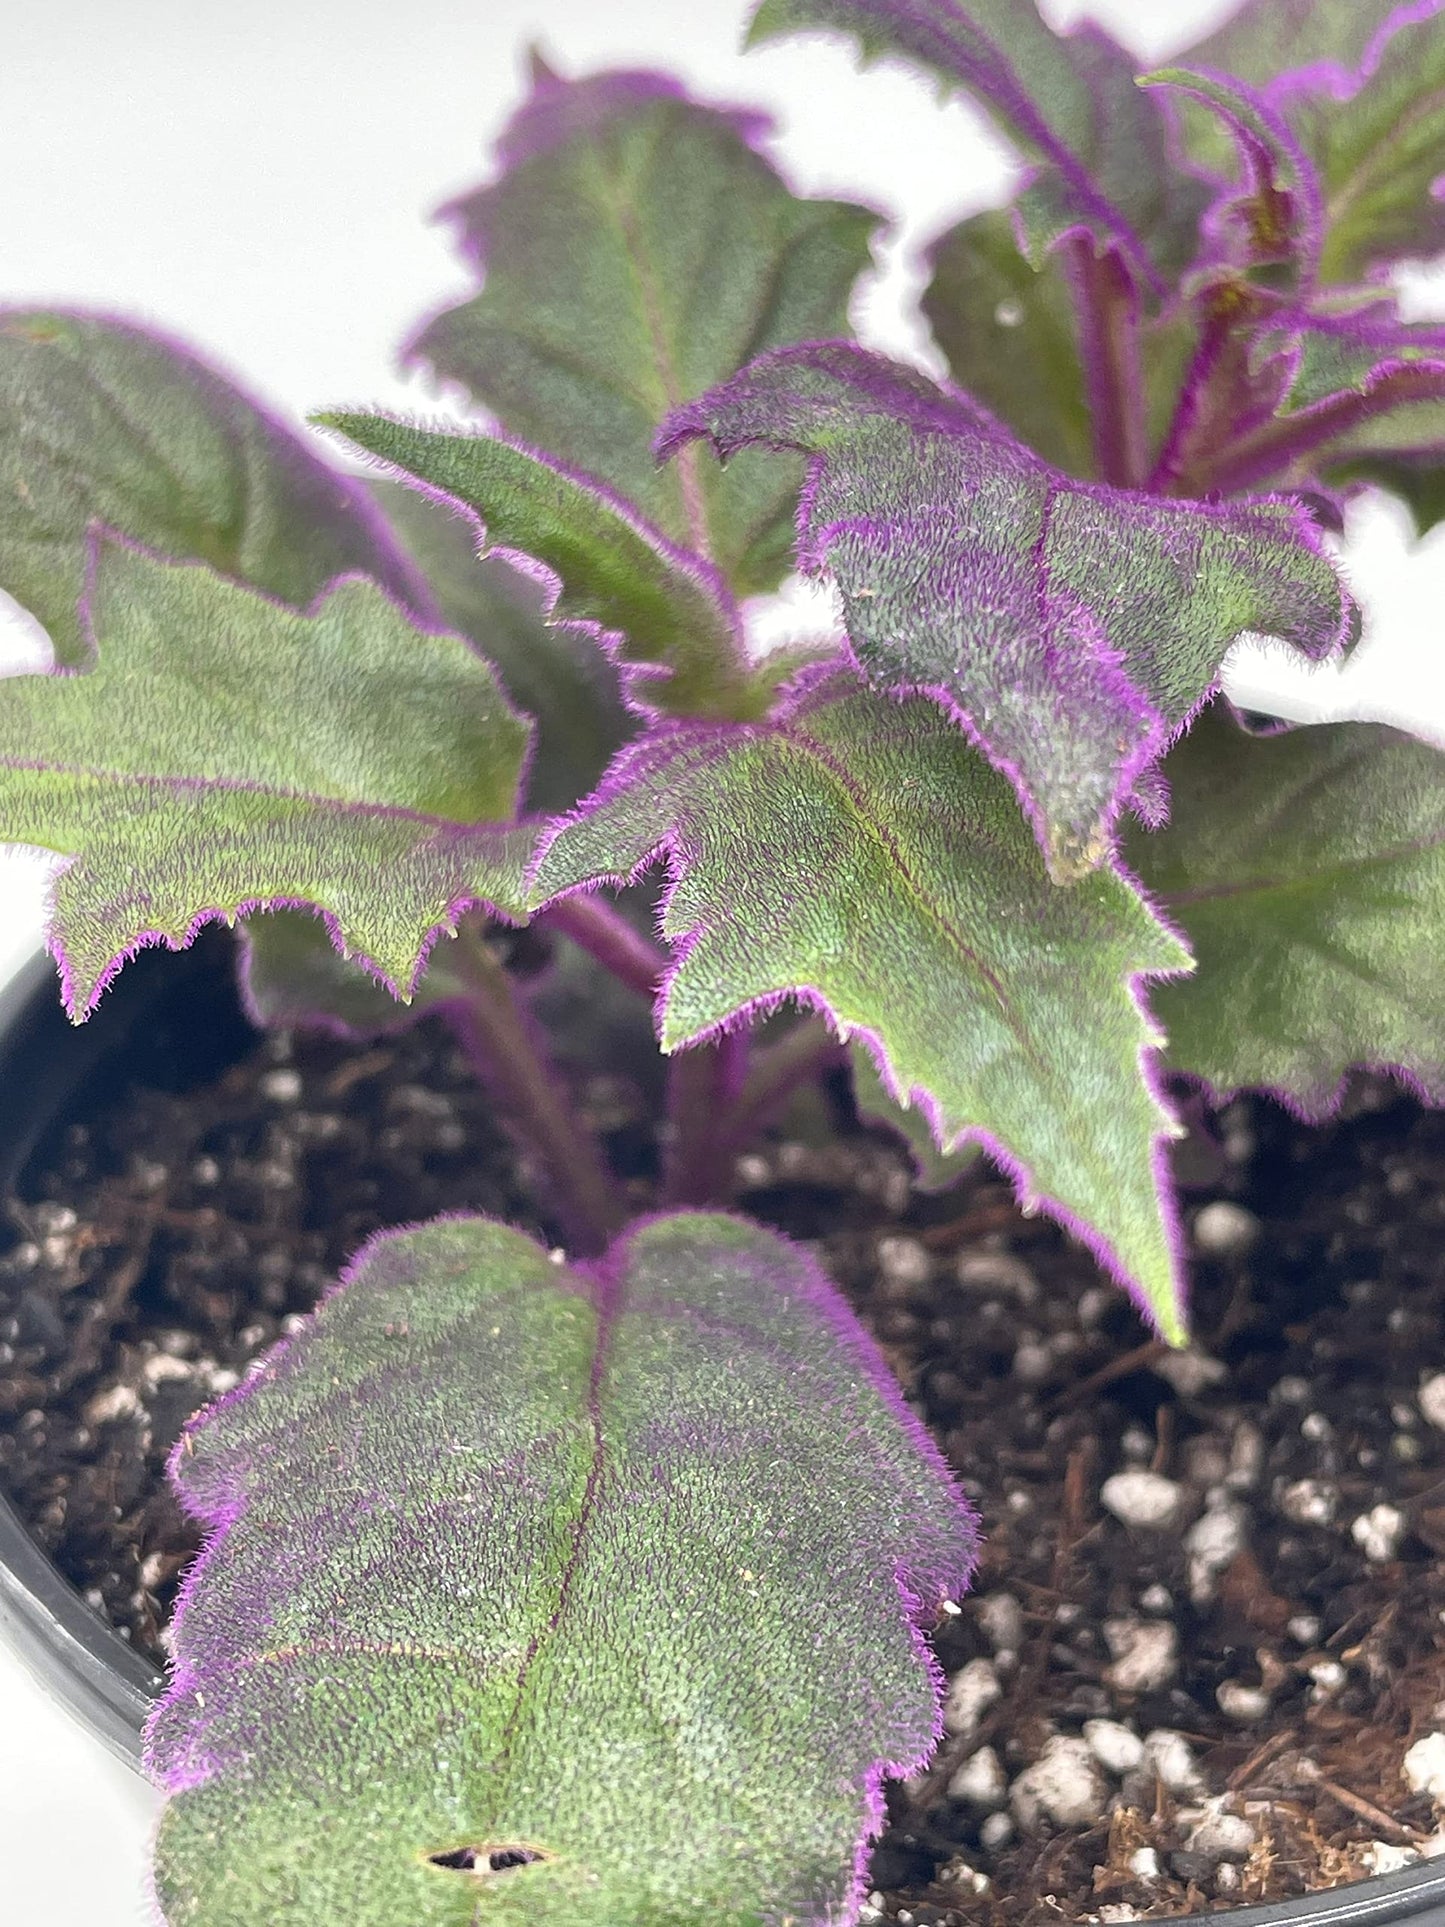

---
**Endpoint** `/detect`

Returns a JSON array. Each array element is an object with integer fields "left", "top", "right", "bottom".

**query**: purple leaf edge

[
  {"left": 655, "top": 344, "right": 1356, "bottom": 873},
  {"left": 1267, "top": 0, "right": 1445, "bottom": 113},
  {"left": 0, "top": 303, "right": 444, "bottom": 639},
  {"left": 26, "top": 527, "right": 532, "bottom": 1023},
  {"left": 311, "top": 410, "right": 750, "bottom": 726},
  {"left": 143, "top": 1205, "right": 980, "bottom": 1927},
  {"left": 528, "top": 675, "right": 1196, "bottom": 1340}
]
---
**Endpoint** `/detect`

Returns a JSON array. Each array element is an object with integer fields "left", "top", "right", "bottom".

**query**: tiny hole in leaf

[{"left": 428, "top": 1845, "right": 547, "bottom": 1874}]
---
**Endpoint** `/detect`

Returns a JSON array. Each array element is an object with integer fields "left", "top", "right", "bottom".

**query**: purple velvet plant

[{"left": 0, "top": 2, "right": 1443, "bottom": 1921}]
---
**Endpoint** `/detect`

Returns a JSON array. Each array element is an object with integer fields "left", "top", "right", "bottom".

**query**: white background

[{"left": 2, "top": 2, "right": 1444, "bottom": 1920}]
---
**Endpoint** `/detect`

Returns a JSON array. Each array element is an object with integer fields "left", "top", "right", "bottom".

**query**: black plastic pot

[{"left": 0, "top": 941, "right": 1443, "bottom": 1925}]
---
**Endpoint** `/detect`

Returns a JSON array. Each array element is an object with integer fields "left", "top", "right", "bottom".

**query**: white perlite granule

[
  {"left": 1404, "top": 1733, "right": 1445, "bottom": 1803},
  {"left": 943, "top": 1657, "right": 1002, "bottom": 1737},
  {"left": 1103, "top": 1617, "right": 1178, "bottom": 1693},
  {"left": 1100, "top": 1469, "right": 1184, "bottom": 1529},
  {"left": 1351, "top": 1503, "right": 1407, "bottom": 1563},
  {"left": 1418, "top": 1373, "right": 1445, "bottom": 1431},
  {"left": 1010, "top": 1736, "right": 1106, "bottom": 1830},
  {"left": 1084, "top": 1718, "right": 1146, "bottom": 1777}
]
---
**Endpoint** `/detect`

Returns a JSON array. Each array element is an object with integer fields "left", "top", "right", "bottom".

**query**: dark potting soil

[{"left": 1, "top": 936, "right": 1443, "bottom": 1924}]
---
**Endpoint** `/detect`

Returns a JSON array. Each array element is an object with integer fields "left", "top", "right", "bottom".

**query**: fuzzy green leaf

[
  {"left": 532, "top": 674, "right": 1192, "bottom": 1338},
  {"left": 366, "top": 478, "right": 632, "bottom": 813},
  {"left": 921, "top": 209, "right": 1092, "bottom": 475},
  {"left": 661, "top": 342, "right": 1354, "bottom": 882},
  {"left": 148, "top": 1210, "right": 977, "bottom": 1926},
  {"left": 0, "top": 541, "right": 533, "bottom": 1018},
  {"left": 1180, "top": 0, "right": 1403, "bottom": 84},
  {"left": 322, "top": 413, "right": 764, "bottom": 722},
  {"left": 748, "top": 0, "right": 1205, "bottom": 278},
  {"left": 407, "top": 66, "right": 878, "bottom": 595},
  {"left": 1177, "top": 3, "right": 1445, "bottom": 283},
  {"left": 850, "top": 1044, "right": 980, "bottom": 1192},
  {"left": 237, "top": 909, "right": 466, "bottom": 1034},
  {"left": 1280, "top": 5, "right": 1445, "bottom": 282},
  {"left": 0, "top": 309, "right": 429, "bottom": 668},
  {"left": 1128, "top": 707, "right": 1445, "bottom": 1115}
]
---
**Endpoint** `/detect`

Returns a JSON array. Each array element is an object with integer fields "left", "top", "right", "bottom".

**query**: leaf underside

[
  {"left": 148, "top": 1211, "right": 977, "bottom": 1926},
  {"left": 1129, "top": 705, "right": 1445, "bottom": 1117},
  {"left": 0, "top": 541, "right": 533, "bottom": 1017},
  {"left": 407, "top": 63, "right": 878, "bottom": 595},
  {"left": 532, "top": 672, "right": 1192, "bottom": 1337},
  {"left": 659, "top": 341, "right": 1353, "bottom": 881}
]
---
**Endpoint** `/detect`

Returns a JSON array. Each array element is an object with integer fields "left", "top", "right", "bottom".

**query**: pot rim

[{"left": 0, "top": 944, "right": 1442, "bottom": 1923}]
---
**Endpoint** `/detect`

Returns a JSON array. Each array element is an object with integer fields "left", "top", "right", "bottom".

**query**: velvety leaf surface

[
  {"left": 237, "top": 909, "right": 466, "bottom": 1034},
  {"left": 921, "top": 209, "right": 1092, "bottom": 475},
  {"left": 0, "top": 541, "right": 533, "bottom": 1018},
  {"left": 366, "top": 477, "right": 632, "bottom": 812},
  {"left": 660, "top": 342, "right": 1353, "bottom": 880},
  {"left": 148, "top": 1210, "right": 977, "bottom": 1926},
  {"left": 1279, "top": 1, "right": 1445, "bottom": 283},
  {"left": 406, "top": 64, "right": 878, "bottom": 595},
  {"left": 1180, "top": 0, "right": 1408, "bottom": 84},
  {"left": 747, "top": 0, "right": 1203, "bottom": 276},
  {"left": 850, "top": 1043, "right": 980, "bottom": 1192},
  {"left": 1270, "top": 311, "right": 1445, "bottom": 414},
  {"left": 1212, "top": 311, "right": 1445, "bottom": 494},
  {"left": 1128, "top": 707, "right": 1445, "bottom": 1116},
  {"left": 532, "top": 673, "right": 1192, "bottom": 1336},
  {"left": 322, "top": 413, "right": 760, "bottom": 721},
  {"left": 0, "top": 309, "right": 428, "bottom": 668},
  {"left": 1144, "top": 69, "right": 1321, "bottom": 279}
]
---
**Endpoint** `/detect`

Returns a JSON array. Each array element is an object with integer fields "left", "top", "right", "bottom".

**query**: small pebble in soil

[
  {"left": 1143, "top": 1729, "right": 1205, "bottom": 1797},
  {"left": 943, "top": 1657, "right": 1002, "bottom": 1737},
  {"left": 1420, "top": 1372, "right": 1445, "bottom": 1431},
  {"left": 948, "top": 1746, "right": 1007, "bottom": 1809},
  {"left": 1153, "top": 1348, "right": 1227, "bottom": 1397},
  {"left": 1216, "top": 1679, "right": 1272, "bottom": 1723},
  {"left": 1185, "top": 1799, "right": 1256, "bottom": 1862},
  {"left": 1192, "top": 1200, "right": 1259, "bottom": 1254},
  {"left": 1403, "top": 1732, "right": 1445, "bottom": 1801},
  {"left": 1184, "top": 1501, "right": 1248, "bottom": 1604},
  {"left": 1083, "top": 1717, "right": 1145, "bottom": 1777},
  {"left": 976, "top": 1591, "right": 1023, "bottom": 1653},
  {"left": 1010, "top": 1735, "right": 1106, "bottom": 1830},
  {"left": 1363, "top": 1842, "right": 1422, "bottom": 1875},
  {"left": 1128, "top": 1848, "right": 1161, "bottom": 1880},
  {"left": 1352, "top": 1502, "right": 1408, "bottom": 1562},
  {"left": 877, "top": 1235, "right": 932, "bottom": 1291},
  {"left": 1100, "top": 1468, "right": 1185, "bottom": 1529},
  {"left": 1308, "top": 1658, "right": 1348, "bottom": 1699},
  {"left": 1103, "top": 1616, "right": 1178, "bottom": 1693},
  {"left": 1278, "top": 1476, "right": 1339, "bottom": 1526},
  {"left": 978, "top": 1811, "right": 1014, "bottom": 1852}
]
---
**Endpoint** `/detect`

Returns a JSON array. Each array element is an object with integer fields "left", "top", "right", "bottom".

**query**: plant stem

[
  {"left": 718, "top": 1020, "right": 848, "bottom": 1159},
  {"left": 660, "top": 1032, "right": 750, "bottom": 1207},
  {"left": 447, "top": 920, "right": 624, "bottom": 1255},
  {"left": 1204, "top": 364, "right": 1445, "bottom": 496},
  {"left": 1067, "top": 238, "right": 1147, "bottom": 489},
  {"left": 537, "top": 894, "right": 663, "bottom": 1000}
]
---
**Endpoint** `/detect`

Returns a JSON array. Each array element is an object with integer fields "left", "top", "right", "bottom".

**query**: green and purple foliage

[
  {"left": 0, "top": 2, "right": 1443, "bottom": 1919},
  {"left": 148, "top": 1213, "right": 976, "bottom": 1924}
]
